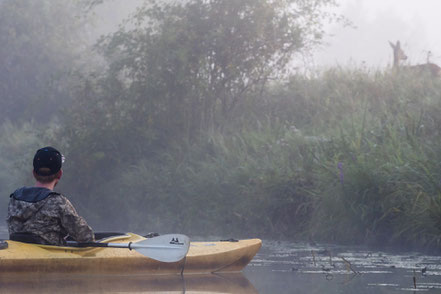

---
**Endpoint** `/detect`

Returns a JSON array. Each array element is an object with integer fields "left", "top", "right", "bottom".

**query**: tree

[
  {"left": 60, "top": 0, "right": 340, "bottom": 211},
  {"left": 56, "top": 0, "right": 342, "bottom": 231},
  {"left": 94, "top": 0, "right": 339, "bottom": 141}
]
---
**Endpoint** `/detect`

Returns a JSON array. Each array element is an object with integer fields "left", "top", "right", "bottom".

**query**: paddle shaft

[
  {"left": 74, "top": 242, "right": 183, "bottom": 250},
  {"left": 72, "top": 242, "right": 132, "bottom": 249},
  {"left": 68, "top": 234, "right": 191, "bottom": 262}
]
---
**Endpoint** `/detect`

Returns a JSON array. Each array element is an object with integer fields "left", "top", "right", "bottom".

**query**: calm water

[
  {"left": 2, "top": 227, "right": 441, "bottom": 293},
  {"left": 247, "top": 240, "right": 441, "bottom": 293}
]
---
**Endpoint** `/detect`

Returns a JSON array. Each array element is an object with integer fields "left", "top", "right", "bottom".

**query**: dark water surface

[
  {"left": 2, "top": 226, "right": 441, "bottom": 293},
  {"left": 247, "top": 240, "right": 441, "bottom": 293}
]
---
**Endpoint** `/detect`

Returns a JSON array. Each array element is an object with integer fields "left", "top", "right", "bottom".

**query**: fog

[
  {"left": 94, "top": 0, "right": 441, "bottom": 69},
  {"left": 1, "top": 0, "right": 441, "bottom": 253},
  {"left": 315, "top": 0, "right": 441, "bottom": 68}
]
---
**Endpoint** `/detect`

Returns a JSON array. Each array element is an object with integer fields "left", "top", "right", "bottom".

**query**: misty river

[{"left": 2, "top": 224, "right": 441, "bottom": 294}]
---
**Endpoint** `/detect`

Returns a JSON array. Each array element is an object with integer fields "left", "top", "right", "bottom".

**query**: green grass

[
  {"left": 3, "top": 68, "right": 441, "bottom": 250},
  {"left": 81, "top": 68, "right": 441, "bottom": 249}
]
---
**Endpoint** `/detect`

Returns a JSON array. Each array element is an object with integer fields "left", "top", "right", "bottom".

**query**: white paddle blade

[{"left": 132, "top": 234, "right": 190, "bottom": 262}]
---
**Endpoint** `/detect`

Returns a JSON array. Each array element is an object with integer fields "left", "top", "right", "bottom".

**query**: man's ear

[{"left": 57, "top": 169, "right": 63, "bottom": 180}]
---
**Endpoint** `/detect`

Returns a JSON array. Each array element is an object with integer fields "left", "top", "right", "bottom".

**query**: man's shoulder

[
  {"left": 39, "top": 194, "right": 77, "bottom": 215},
  {"left": 45, "top": 193, "right": 70, "bottom": 205}
]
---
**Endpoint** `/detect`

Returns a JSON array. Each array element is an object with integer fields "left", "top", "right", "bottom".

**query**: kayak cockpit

[
  {"left": 39, "top": 232, "right": 144, "bottom": 252},
  {"left": 3, "top": 232, "right": 145, "bottom": 256},
  {"left": 9, "top": 231, "right": 133, "bottom": 243}
]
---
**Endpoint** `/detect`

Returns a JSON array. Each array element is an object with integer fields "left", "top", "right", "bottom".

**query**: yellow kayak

[{"left": 0, "top": 233, "right": 261, "bottom": 275}]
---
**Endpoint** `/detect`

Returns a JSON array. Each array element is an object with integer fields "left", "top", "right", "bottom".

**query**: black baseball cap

[{"left": 33, "top": 147, "right": 63, "bottom": 176}]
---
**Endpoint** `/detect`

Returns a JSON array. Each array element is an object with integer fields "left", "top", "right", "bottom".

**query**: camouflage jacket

[{"left": 7, "top": 187, "right": 95, "bottom": 246}]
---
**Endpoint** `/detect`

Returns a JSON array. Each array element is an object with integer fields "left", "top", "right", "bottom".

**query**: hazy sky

[
  {"left": 314, "top": 0, "right": 441, "bottom": 69},
  {"left": 94, "top": 0, "right": 441, "bottom": 71}
]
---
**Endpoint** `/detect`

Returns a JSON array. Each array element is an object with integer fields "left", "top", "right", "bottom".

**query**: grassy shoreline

[{"left": 2, "top": 69, "right": 441, "bottom": 251}]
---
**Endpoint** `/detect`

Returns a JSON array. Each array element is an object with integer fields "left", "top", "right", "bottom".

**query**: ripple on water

[
  {"left": 248, "top": 240, "right": 441, "bottom": 293},
  {"left": 367, "top": 283, "right": 399, "bottom": 287}
]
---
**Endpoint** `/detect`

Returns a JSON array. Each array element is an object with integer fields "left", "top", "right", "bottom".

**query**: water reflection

[
  {"left": 0, "top": 273, "right": 258, "bottom": 294},
  {"left": 246, "top": 241, "right": 441, "bottom": 293}
]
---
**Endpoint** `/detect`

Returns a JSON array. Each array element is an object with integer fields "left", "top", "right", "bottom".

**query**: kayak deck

[{"left": 0, "top": 233, "right": 261, "bottom": 275}]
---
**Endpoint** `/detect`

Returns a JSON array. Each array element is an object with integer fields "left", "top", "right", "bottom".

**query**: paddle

[{"left": 70, "top": 234, "right": 190, "bottom": 262}]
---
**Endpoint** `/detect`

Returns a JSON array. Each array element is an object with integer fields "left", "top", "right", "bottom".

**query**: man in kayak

[{"left": 6, "top": 146, "right": 95, "bottom": 246}]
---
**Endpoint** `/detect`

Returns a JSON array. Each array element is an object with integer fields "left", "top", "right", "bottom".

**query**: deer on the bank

[{"left": 389, "top": 40, "right": 441, "bottom": 77}]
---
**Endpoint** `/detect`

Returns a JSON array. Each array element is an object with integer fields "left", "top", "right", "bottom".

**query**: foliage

[
  {"left": 4, "top": 0, "right": 441, "bottom": 252},
  {"left": 90, "top": 0, "right": 338, "bottom": 142},
  {"left": 288, "top": 70, "right": 441, "bottom": 249},
  {"left": 0, "top": 0, "right": 91, "bottom": 123},
  {"left": 57, "top": 0, "right": 340, "bottom": 232}
]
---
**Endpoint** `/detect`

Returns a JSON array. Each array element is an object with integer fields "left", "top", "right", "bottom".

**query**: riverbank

[
  {"left": 147, "top": 69, "right": 441, "bottom": 250},
  {"left": 1, "top": 69, "right": 440, "bottom": 251},
  {"left": 117, "top": 69, "right": 441, "bottom": 251}
]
